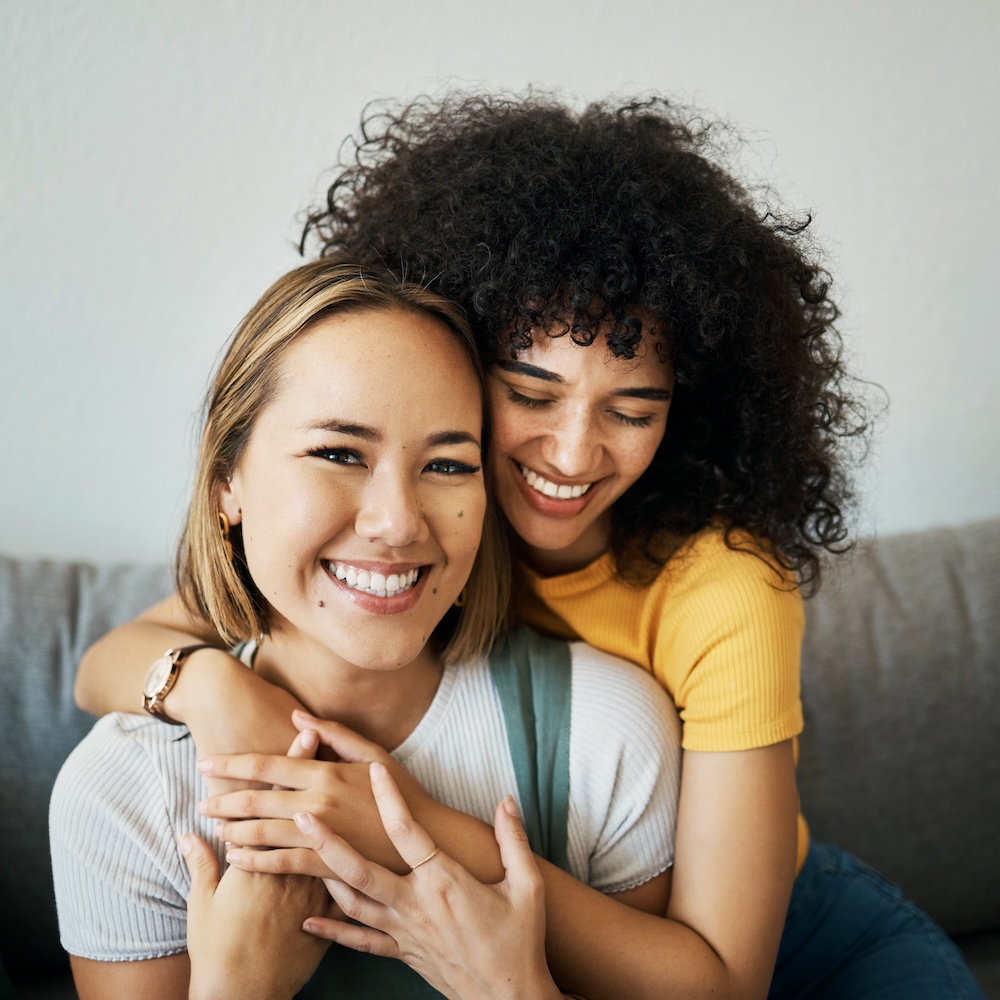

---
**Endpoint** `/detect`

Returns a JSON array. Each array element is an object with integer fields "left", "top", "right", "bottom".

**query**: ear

[{"left": 218, "top": 473, "right": 243, "bottom": 527}]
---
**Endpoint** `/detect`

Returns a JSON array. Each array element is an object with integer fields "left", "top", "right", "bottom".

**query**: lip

[
  {"left": 321, "top": 560, "right": 429, "bottom": 616},
  {"left": 510, "top": 459, "right": 603, "bottom": 518}
]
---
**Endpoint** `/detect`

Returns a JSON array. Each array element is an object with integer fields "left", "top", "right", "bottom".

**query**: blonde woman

[{"left": 50, "top": 261, "right": 679, "bottom": 1000}]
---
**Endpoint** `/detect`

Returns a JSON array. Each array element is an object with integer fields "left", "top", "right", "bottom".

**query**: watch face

[{"left": 144, "top": 654, "right": 174, "bottom": 698}]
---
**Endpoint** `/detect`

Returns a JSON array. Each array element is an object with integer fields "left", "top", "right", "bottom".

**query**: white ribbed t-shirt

[{"left": 51, "top": 641, "right": 681, "bottom": 962}]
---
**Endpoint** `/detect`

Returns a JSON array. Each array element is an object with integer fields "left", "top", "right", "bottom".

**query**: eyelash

[
  {"left": 505, "top": 388, "right": 654, "bottom": 428},
  {"left": 307, "top": 447, "right": 363, "bottom": 466},
  {"left": 425, "top": 459, "right": 481, "bottom": 476},
  {"left": 308, "top": 448, "right": 479, "bottom": 476}
]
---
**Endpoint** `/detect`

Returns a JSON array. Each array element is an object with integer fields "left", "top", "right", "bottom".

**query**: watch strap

[{"left": 142, "top": 643, "right": 217, "bottom": 724}]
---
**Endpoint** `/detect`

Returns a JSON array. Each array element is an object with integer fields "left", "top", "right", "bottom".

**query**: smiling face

[
  {"left": 219, "top": 306, "right": 486, "bottom": 676},
  {"left": 488, "top": 329, "right": 674, "bottom": 574}
]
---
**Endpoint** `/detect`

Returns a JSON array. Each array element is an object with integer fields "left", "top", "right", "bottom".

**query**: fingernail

[
  {"left": 302, "top": 919, "right": 318, "bottom": 935},
  {"left": 214, "top": 823, "right": 225, "bottom": 838},
  {"left": 226, "top": 849, "right": 243, "bottom": 865},
  {"left": 293, "top": 709, "right": 316, "bottom": 721},
  {"left": 503, "top": 795, "right": 519, "bottom": 818},
  {"left": 197, "top": 759, "right": 214, "bottom": 774},
  {"left": 197, "top": 799, "right": 208, "bottom": 815},
  {"left": 370, "top": 761, "right": 386, "bottom": 780},
  {"left": 178, "top": 835, "right": 192, "bottom": 856},
  {"left": 299, "top": 729, "right": 318, "bottom": 750},
  {"left": 294, "top": 811, "right": 314, "bottom": 833}
]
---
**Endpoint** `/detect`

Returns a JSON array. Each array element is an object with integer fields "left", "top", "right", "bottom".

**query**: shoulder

[
  {"left": 641, "top": 526, "right": 805, "bottom": 647},
  {"left": 567, "top": 642, "right": 679, "bottom": 735},
  {"left": 53, "top": 714, "right": 197, "bottom": 812},
  {"left": 50, "top": 715, "right": 201, "bottom": 961}
]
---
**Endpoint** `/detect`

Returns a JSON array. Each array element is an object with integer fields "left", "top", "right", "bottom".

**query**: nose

[
  {"left": 354, "top": 468, "right": 430, "bottom": 548},
  {"left": 540, "top": 404, "right": 603, "bottom": 478}
]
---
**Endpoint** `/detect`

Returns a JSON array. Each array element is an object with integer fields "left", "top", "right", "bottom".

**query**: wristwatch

[{"left": 142, "top": 644, "right": 217, "bottom": 724}]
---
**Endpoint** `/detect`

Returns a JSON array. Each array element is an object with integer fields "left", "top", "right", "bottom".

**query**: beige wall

[{"left": 2, "top": 0, "right": 997, "bottom": 562}]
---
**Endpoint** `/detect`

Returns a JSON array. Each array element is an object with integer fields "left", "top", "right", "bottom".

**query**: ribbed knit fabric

[
  {"left": 50, "top": 641, "right": 680, "bottom": 963},
  {"left": 521, "top": 526, "right": 810, "bottom": 870}
]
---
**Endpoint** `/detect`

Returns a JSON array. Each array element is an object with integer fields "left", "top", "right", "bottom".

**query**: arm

[
  {"left": 208, "top": 726, "right": 796, "bottom": 999},
  {"left": 68, "top": 837, "right": 332, "bottom": 1000},
  {"left": 75, "top": 594, "right": 302, "bottom": 768}
]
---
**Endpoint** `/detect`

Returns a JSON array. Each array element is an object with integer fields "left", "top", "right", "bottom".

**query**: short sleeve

[
  {"left": 654, "top": 539, "right": 805, "bottom": 752},
  {"left": 566, "top": 644, "right": 681, "bottom": 893},
  {"left": 49, "top": 715, "right": 202, "bottom": 961}
]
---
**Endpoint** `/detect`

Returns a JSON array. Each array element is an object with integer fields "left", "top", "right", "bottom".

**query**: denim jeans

[{"left": 769, "top": 842, "right": 985, "bottom": 999}]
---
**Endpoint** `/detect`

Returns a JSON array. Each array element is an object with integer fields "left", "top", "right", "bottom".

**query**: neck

[
  {"left": 525, "top": 516, "right": 611, "bottom": 576},
  {"left": 251, "top": 626, "right": 443, "bottom": 751}
]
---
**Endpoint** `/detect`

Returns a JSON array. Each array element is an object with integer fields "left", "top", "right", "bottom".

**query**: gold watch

[{"left": 142, "top": 644, "right": 216, "bottom": 724}]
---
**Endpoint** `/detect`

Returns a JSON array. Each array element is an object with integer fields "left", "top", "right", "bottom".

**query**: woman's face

[
  {"left": 220, "top": 307, "right": 486, "bottom": 672},
  {"left": 487, "top": 330, "right": 674, "bottom": 574}
]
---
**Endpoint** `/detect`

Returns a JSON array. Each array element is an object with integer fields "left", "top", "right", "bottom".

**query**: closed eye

[
  {"left": 505, "top": 387, "right": 550, "bottom": 409},
  {"left": 609, "top": 411, "right": 655, "bottom": 428}
]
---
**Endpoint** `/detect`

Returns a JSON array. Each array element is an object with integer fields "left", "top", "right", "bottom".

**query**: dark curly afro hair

[{"left": 302, "top": 92, "right": 871, "bottom": 589}]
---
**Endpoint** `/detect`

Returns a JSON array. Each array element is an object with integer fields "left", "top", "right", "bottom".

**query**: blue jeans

[{"left": 769, "top": 843, "right": 985, "bottom": 999}]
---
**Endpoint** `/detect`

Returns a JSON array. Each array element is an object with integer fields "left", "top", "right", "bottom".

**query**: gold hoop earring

[
  {"left": 218, "top": 511, "right": 234, "bottom": 563},
  {"left": 453, "top": 588, "right": 466, "bottom": 608}
]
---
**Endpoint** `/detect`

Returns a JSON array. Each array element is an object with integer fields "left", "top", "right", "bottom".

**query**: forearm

[
  {"left": 541, "top": 863, "right": 732, "bottom": 1000},
  {"left": 406, "top": 800, "right": 758, "bottom": 1000},
  {"left": 75, "top": 594, "right": 221, "bottom": 716}
]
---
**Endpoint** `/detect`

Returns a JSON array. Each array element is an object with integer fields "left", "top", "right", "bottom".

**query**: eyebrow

[
  {"left": 310, "top": 421, "right": 480, "bottom": 449},
  {"left": 495, "top": 360, "right": 564, "bottom": 384},
  {"left": 312, "top": 420, "right": 381, "bottom": 442},
  {"left": 495, "top": 360, "right": 673, "bottom": 402}
]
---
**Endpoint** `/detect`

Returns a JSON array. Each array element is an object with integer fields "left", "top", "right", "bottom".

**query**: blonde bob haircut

[{"left": 177, "top": 260, "right": 511, "bottom": 664}]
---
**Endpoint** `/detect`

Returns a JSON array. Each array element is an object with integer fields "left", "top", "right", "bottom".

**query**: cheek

[
  {"left": 618, "top": 429, "right": 666, "bottom": 487},
  {"left": 487, "top": 396, "right": 529, "bottom": 457},
  {"left": 434, "top": 488, "right": 487, "bottom": 564}
]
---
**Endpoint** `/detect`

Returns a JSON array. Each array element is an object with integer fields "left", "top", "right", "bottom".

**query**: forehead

[
  {"left": 266, "top": 307, "right": 483, "bottom": 426},
  {"left": 508, "top": 327, "right": 674, "bottom": 388}
]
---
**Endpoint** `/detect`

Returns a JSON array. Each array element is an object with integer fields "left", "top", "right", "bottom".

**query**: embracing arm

[
  {"left": 411, "top": 740, "right": 796, "bottom": 999},
  {"left": 209, "top": 722, "right": 797, "bottom": 1000},
  {"left": 74, "top": 594, "right": 302, "bottom": 763}
]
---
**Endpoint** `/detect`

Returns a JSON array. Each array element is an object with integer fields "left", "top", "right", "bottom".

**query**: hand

[
  {"left": 296, "top": 762, "right": 562, "bottom": 1000},
  {"left": 179, "top": 833, "right": 333, "bottom": 1000},
  {"left": 170, "top": 653, "right": 304, "bottom": 798},
  {"left": 199, "top": 711, "right": 428, "bottom": 874}
]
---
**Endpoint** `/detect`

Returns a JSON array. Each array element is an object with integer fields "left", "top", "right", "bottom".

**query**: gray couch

[{"left": 1, "top": 520, "right": 998, "bottom": 998}]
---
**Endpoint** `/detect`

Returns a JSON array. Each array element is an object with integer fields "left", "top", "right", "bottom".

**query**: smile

[
  {"left": 518, "top": 464, "right": 594, "bottom": 499},
  {"left": 327, "top": 562, "right": 421, "bottom": 598}
]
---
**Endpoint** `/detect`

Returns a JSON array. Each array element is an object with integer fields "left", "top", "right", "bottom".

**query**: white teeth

[
  {"left": 518, "top": 464, "right": 592, "bottom": 500},
  {"left": 329, "top": 563, "right": 419, "bottom": 597}
]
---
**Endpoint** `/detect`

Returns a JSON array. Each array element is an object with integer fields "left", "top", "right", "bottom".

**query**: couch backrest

[
  {"left": 0, "top": 556, "right": 171, "bottom": 974},
  {"left": 799, "top": 518, "right": 1000, "bottom": 936},
  {"left": 1, "top": 519, "right": 998, "bottom": 972}
]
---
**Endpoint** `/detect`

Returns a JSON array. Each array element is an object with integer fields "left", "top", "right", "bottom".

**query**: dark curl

[{"left": 302, "top": 92, "right": 873, "bottom": 590}]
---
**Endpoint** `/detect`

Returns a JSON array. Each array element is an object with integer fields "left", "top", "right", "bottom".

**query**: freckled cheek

[
  {"left": 431, "top": 492, "right": 486, "bottom": 562},
  {"left": 490, "top": 409, "right": 535, "bottom": 458}
]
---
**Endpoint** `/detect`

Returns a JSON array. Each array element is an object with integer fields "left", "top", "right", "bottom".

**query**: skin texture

[
  {"left": 75, "top": 331, "right": 797, "bottom": 999},
  {"left": 488, "top": 330, "right": 674, "bottom": 575}
]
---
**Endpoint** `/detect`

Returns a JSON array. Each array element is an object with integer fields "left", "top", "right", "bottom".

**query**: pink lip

[
  {"left": 510, "top": 460, "right": 602, "bottom": 518},
  {"left": 321, "top": 562, "right": 428, "bottom": 616}
]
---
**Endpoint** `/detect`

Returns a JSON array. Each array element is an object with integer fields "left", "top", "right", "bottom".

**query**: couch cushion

[
  {"left": 799, "top": 519, "right": 1000, "bottom": 937},
  {"left": 0, "top": 556, "right": 171, "bottom": 974}
]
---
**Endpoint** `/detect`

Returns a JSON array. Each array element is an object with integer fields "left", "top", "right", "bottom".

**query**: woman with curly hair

[{"left": 75, "top": 94, "right": 983, "bottom": 998}]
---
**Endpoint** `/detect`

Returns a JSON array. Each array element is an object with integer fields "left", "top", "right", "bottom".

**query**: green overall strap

[
  {"left": 298, "top": 627, "right": 573, "bottom": 998},
  {"left": 487, "top": 626, "right": 573, "bottom": 873}
]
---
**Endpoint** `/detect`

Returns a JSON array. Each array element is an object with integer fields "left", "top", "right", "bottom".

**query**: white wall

[{"left": 2, "top": 0, "right": 997, "bottom": 564}]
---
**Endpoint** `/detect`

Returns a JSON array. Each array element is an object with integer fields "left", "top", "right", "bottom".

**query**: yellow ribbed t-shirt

[{"left": 520, "top": 526, "right": 810, "bottom": 871}]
